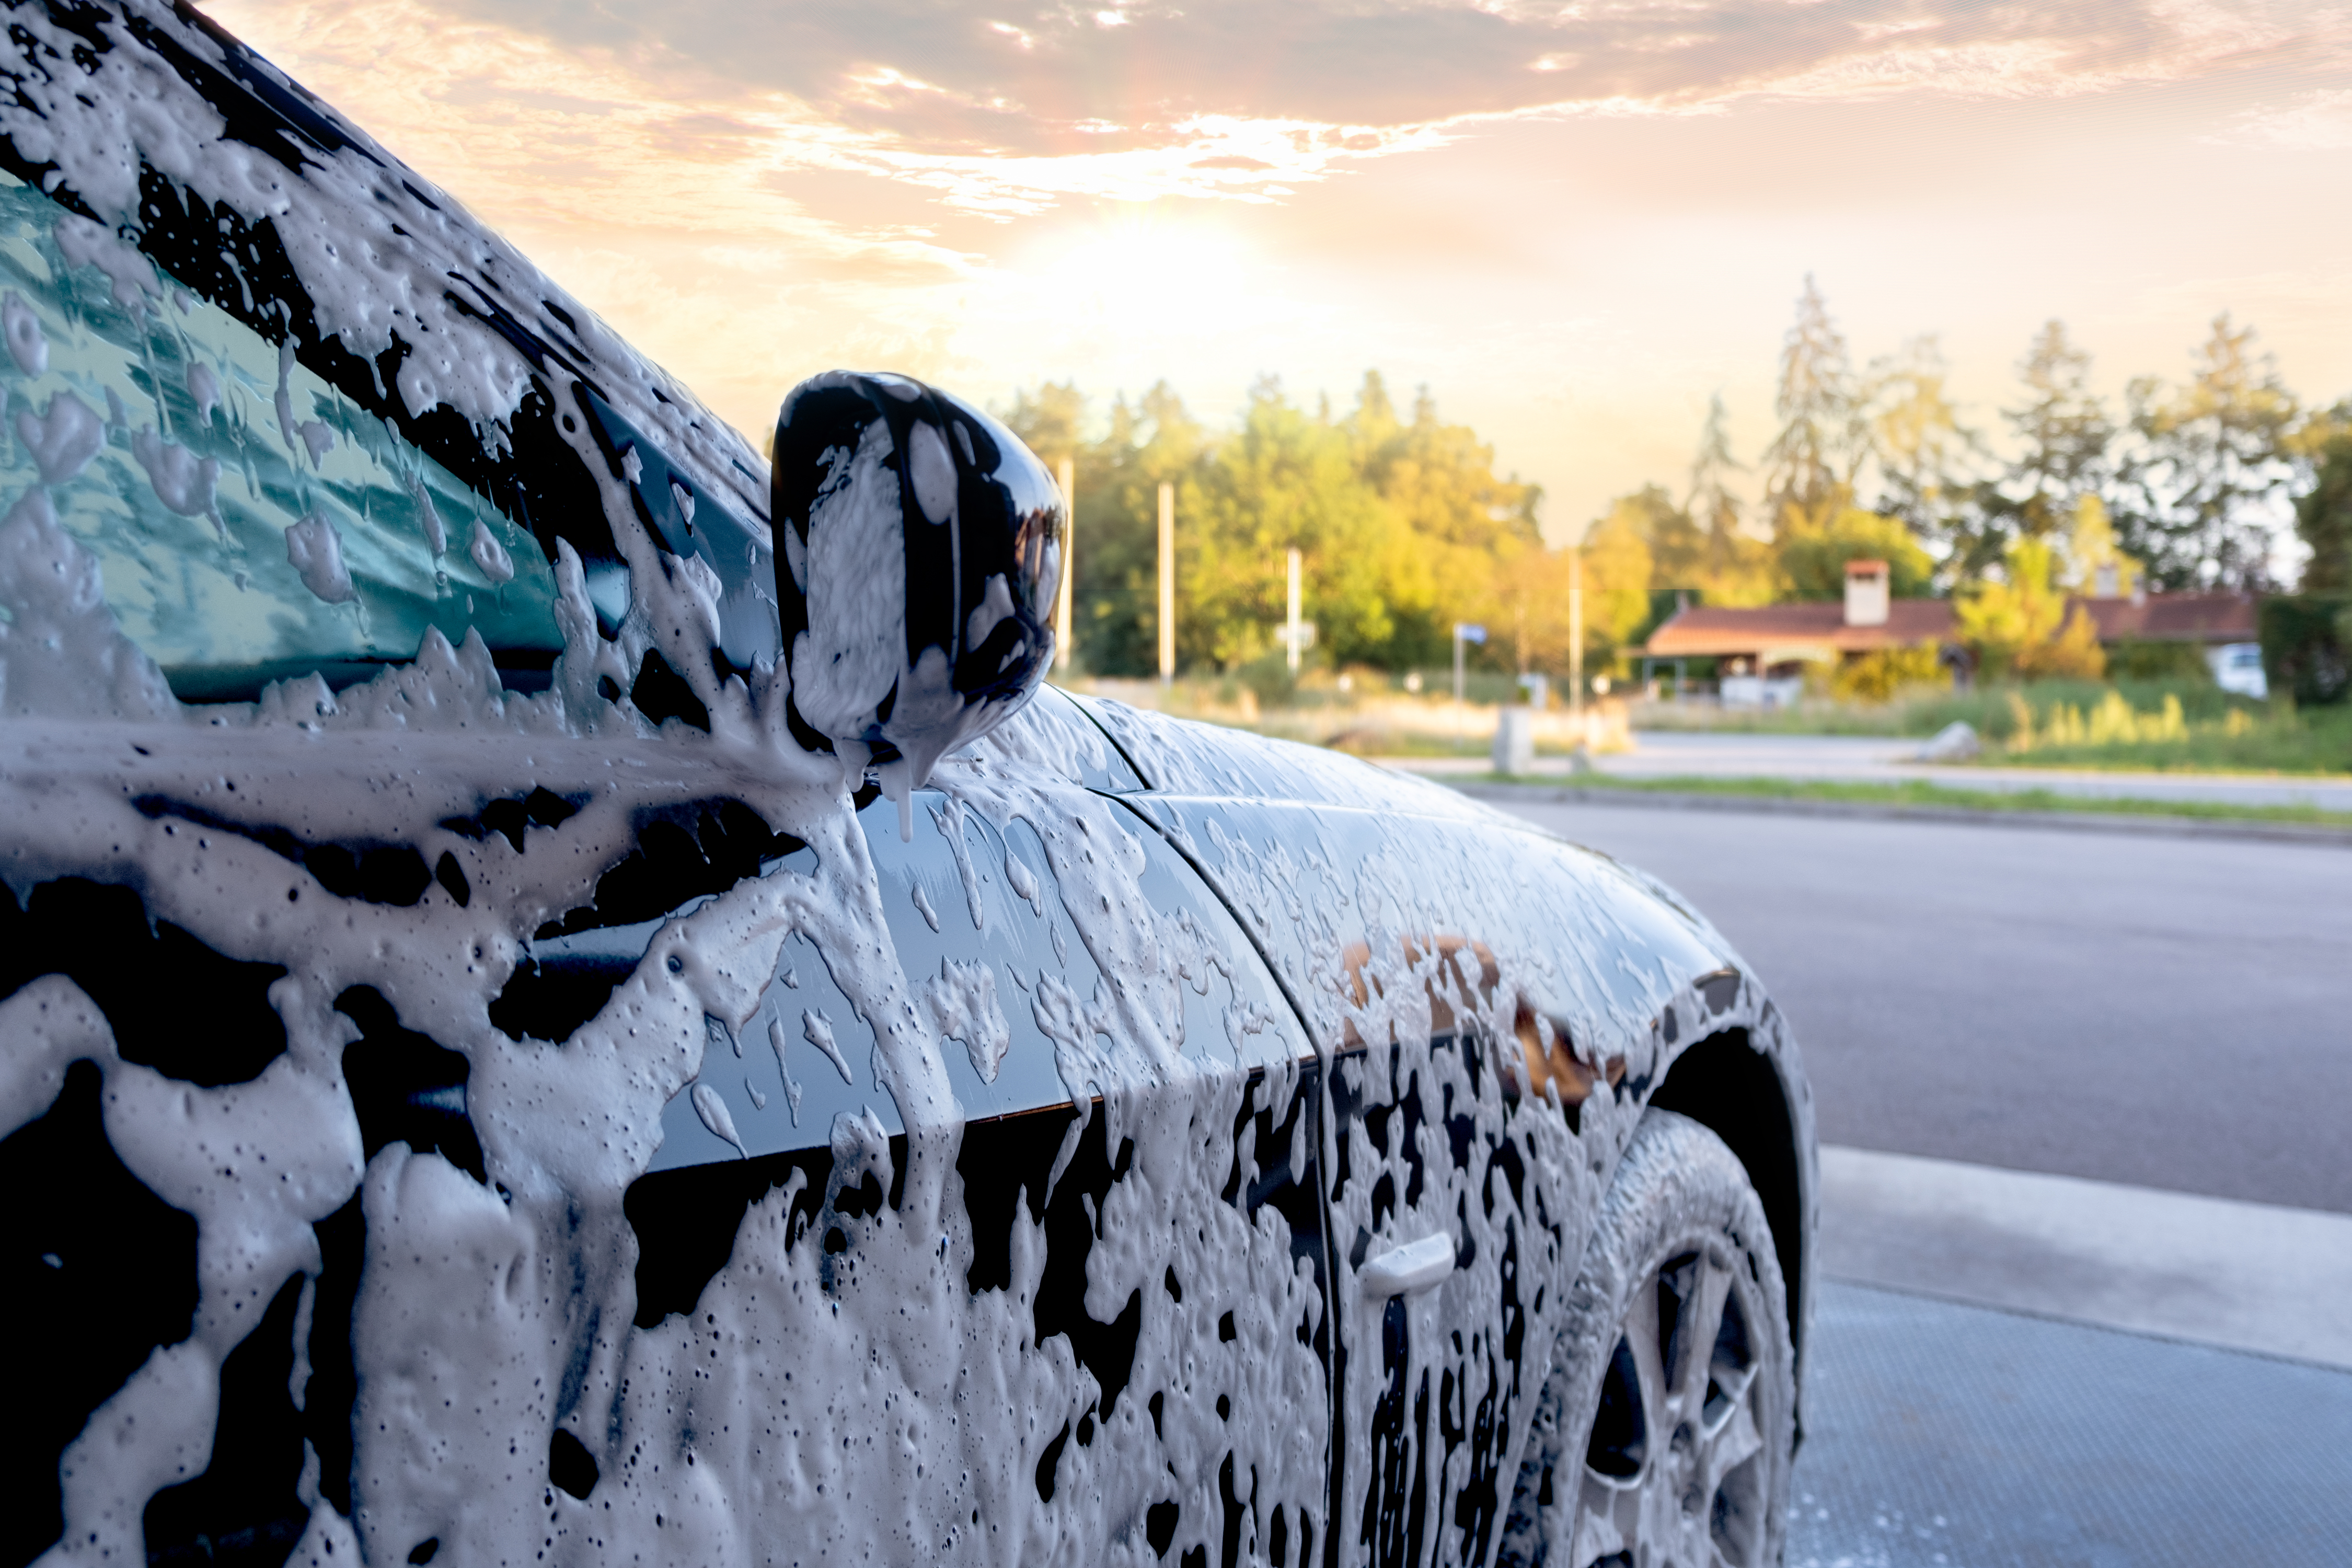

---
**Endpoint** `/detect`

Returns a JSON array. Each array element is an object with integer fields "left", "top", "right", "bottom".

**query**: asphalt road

[{"left": 1493, "top": 798, "right": 2352, "bottom": 1214}]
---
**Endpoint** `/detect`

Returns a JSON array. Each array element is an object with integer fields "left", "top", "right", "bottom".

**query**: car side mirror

[{"left": 769, "top": 371, "right": 1063, "bottom": 808}]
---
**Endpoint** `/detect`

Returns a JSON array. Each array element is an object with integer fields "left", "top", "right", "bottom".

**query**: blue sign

[{"left": 1454, "top": 622, "right": 1488, "bottom": 643}]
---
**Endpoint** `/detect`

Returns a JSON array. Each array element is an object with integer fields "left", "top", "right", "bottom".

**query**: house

[
  {"left": 1641, "top": 560, "right": 2261, "bottom": 706},
  {"left": 1641, "top": 561, "right": 1954, "bottom": 705}
]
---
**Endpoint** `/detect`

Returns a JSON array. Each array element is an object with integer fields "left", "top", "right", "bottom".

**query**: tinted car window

[
  {"left": 647, "top": 784, "right": 1309, "bottom": 1171},
  {"left": 0, "top": 170, "right": 562, "bottom": 701}
]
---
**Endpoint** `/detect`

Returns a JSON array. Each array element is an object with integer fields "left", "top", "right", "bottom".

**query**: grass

[
  {"left": 1463, "top": 771, "right": 2352, "bottom": 828},
  {"left": 2000, "top": 712, "right": 2352, "bottom": 776},
  {"left": 1636, "top": 678, "right": 2352, "bottom": 778},
  {"left": 1068, "top": 670, "right": 2352, "bottom": 779}
]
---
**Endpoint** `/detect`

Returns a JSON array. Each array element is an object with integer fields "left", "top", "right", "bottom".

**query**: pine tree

[
  {"left": 1683, "top": 395, "right": 1776, "bottom": 605},
  {"left": 1867, "top": 335, "right": 1980, "bottom": 561},
  {"left": 2005, "top": 321, "right": 2113, "bottom": 530},
  {"left": 1759, "top": 275, "right": 1865, "bottom": 531},
  {"left": 2121, "top": 315, "right": 2299, "bottom": 590}
]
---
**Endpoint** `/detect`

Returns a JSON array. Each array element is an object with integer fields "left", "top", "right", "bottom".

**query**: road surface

[{"left": 1491, "top": 796, "right": 2352, "bottom": 1213}]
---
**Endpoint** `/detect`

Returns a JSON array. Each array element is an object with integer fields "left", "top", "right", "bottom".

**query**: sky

[{"left": 204, "top": 0, "right": 2352, "bottom": 544}]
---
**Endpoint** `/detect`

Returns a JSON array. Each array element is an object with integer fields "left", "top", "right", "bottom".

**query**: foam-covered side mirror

[{"left": 771, "top": 371, "right": 1062, "bottom": 802}]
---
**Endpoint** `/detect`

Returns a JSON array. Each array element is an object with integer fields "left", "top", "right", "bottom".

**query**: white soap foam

[
  {"left": 467, "top": 515, "right": 514, "bottom": 586},
  {"left": 17, "top": 389, "right": 106, "bottom": 483},
  {"left": 4, "top": 287, "right": 47, "bottom": 374},
  {"left": 282, "top": 511, "right": 355, "bottom": 606}
]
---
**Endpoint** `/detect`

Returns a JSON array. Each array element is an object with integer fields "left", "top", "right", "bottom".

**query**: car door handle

[{"left": 1361, "top": 1233, "right": 1456, "bottom": 1299}]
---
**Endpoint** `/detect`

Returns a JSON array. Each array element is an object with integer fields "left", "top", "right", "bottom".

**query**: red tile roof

[
  {"left": 1643, "top": 591, "right": 2258, "bottom": 658},
  {"left": 2074, "top": 592, "right": 2256, "bottom": 643},
  {"left": 1644, "top": 599, "right": 1955, "bottom": 656}
]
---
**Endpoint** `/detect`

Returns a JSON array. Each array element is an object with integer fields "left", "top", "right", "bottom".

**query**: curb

[{"left": 1446, "top": 780, "right": 2352, "bottom": 847}]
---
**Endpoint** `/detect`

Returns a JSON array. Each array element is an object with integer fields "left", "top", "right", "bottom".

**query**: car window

[
  {"left": 642, "top": 785, "right": 1308, "bottom": 1172},
  {"left": 0, "top": 170, "right": 563, "bottom": 702}
]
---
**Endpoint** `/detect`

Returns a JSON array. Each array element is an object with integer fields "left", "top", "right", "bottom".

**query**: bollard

[{"left": 1492, "top": 707, "right": 1534, "bottom": 775}]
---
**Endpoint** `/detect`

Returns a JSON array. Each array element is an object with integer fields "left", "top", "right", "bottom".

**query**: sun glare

[{"left": 1027, "top": 208, "right": 1254, "bottom": 335}]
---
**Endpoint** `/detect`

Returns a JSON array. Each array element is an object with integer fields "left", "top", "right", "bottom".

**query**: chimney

[
  {"left": 1843, "top": 559, "right": 1889, "bottom": 627},
  {"left": 2094, "top": 562, "right": 2119, "bottom": 598}
]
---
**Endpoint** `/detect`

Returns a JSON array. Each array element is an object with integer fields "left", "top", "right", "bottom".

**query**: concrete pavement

[
  {"left": 1818, "top": 1145, "right": 2352, "bottom": 1369},
  {"left": 1788, "top": 1282, "right": 2352, "bottom": 1568}
]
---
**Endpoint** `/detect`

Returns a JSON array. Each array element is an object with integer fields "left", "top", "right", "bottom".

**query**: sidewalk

[
  {"left": 1791, "top": 1148, "right": 2352, "bottom": 1565},
  {"left": 1817, "top": 1145, "right": 2352, "bottom": 1369},
  {"left": 1384, "top": 730, "right": 2352, "bottom": 810}
]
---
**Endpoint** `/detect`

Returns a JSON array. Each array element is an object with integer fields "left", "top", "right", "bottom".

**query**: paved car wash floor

[{"left": 1788, "top": 1282, "right": 2352, "bottom": 1567}]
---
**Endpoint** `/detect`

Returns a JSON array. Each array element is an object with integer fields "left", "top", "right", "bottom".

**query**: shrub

[
  {"left": 1829, "top": 643, "right": 1944, "bottom": 704},
  {"left": 2258, "top": 596, "right": 2350, "bottom": 707},
  {"left": 2106, "top": 638, "right": 2214, "bottom": 682}
]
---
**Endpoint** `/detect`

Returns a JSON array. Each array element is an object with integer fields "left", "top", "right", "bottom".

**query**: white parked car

[{"left": 2207, "top": 642, "right": 2268, "bottom": 701}]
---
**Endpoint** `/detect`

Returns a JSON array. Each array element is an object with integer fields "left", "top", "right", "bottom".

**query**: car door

[
  {"left": 597, "top": 700, "right": 1335, "bottom": 1566},
  {"left": 1112, "top": 791, "right": 1572, "bottom": 1568}
]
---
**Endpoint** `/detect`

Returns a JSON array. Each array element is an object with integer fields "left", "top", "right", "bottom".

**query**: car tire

[{"left": 1499, "top": 1109, "right": 1795, "bottom": 1568}]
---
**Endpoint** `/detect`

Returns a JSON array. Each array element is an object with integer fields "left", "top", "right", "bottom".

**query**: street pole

[
  {"left": 1157, "top": 481, "right": 1175, "bottom": 685},
  {"left": 1569, "top": 540, "right": 1584, "bottom": 720},
  {"left": 1286, "top": 547, "right": 1301, "bottom": 674},
  {"left": 1055, "top": 455, "right": 1074, "bottom": 671}
]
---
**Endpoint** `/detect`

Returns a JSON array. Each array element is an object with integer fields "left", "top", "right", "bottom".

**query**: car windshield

[{"left": 0, "top": 170, "right": 563, "bottom": 702}]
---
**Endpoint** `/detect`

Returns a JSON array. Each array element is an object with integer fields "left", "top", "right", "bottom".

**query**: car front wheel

[{"left": 1501, "top": 1109, "right": 1795, "bottom": 1568}]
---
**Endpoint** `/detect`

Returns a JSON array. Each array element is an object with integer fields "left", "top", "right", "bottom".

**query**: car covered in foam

[{"left": 0, "top": 6, "right": 1816, "bottom": 1567}]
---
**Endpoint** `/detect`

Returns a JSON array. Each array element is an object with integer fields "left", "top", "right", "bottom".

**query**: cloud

[
  {"left": 405, "top": 0, "right": 2339, "bottom": 135},
  {"left": 213, "top": 0, "right": 2337, "bottom": 218},
  {"left": 2219, "top": 88, "right": 2352, "bottom": 149}
]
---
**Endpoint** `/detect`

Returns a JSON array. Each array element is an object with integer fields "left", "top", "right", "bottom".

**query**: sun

[{"left": 1026, "top": 205, "right": 1254, "bottom": 332}]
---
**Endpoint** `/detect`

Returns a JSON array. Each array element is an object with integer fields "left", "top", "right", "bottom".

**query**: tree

[
  {"left": 1011, "top": 382, "right": 1209, "bottom": 677},
  {"left": 1760, "top": 276, "right": 1866, "bottom": 532},
  {"left": 1611, "top": 483, "right": 1700, "bottom": 589},
  {"left": 1186, "top": 378, "right": 1402, "bottom": 671},
  {"left": 1956, "top": 538, "right": 2106, "bottom": 681},
  {"left": 1348, "top": 375, "right": 1542, "bottom": 668},
  {"left": 1001, "top": 381, "right": 1083, "bottom": 468},
  {"left": 1575, "top": 504, "right": 1655, "bottom": 667},
  {"left": 1865, "top": 335, "right": 1981, "bottom": 568},
  {"left": 2003, "top": 321, "right": 2114, "bottom": 540},
  {"left": 1483, "top": 536, "right": 1578, "bottom": 677},
  {"left": 1683, "top": 395, "right": 1777, "bottom": 606},
  {"left": 2291, "top": 400, "right": 2352, "bottom": 593},
  {"left": 2120, "top": 315, "right": 2300, "bottom": 589},
  {"left": 1776, "top": 495, "right": 1934, "bottom": 601},
  {"left": 2063, "top": 494, "right": 2140, "bottom": 598}
]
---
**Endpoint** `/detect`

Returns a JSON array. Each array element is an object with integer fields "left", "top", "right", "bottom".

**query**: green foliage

[
  {"left": 1777, "top": 498, "right": 1934, "bottom": 599},
  {"left": 1578, "top": 492, "right": 1662, "bottom": 659},
  {"left": 2292, "top": 406, "right": 2352, "bottom": 593},
  {"left": 1004, "top": 374, "right": 1547, "bottom": 678},
  {"left": 2258, "top": 595, "right": 2351, "bottom": 707},
  {"left": 1760, "top": 275, "right": 1864, "bottom": 521},
  {"left": 1866, "top": 335, "right": 1981, "bottom": 555},
  {"left": 1636, "top": 675, "right": 2258, "bottom": 741},
  {"left": 1679, "top": 396, "right": 1779, "bottom": 607},
  {"left": 1829, "top": 643, "right": 1944, "bottom": 704},
  {"left": 1490, "top": 773, "right": 2352, "bottom": 828},
  {"left": 1956, "top": 538, "right": 2105, "bottom": 681},
  {"left": 2120, "top": 314, "right": 2300, "bottom": 590},
  {"left": 2105, "top": 638, "right": 2211, "bottom": 682}
]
